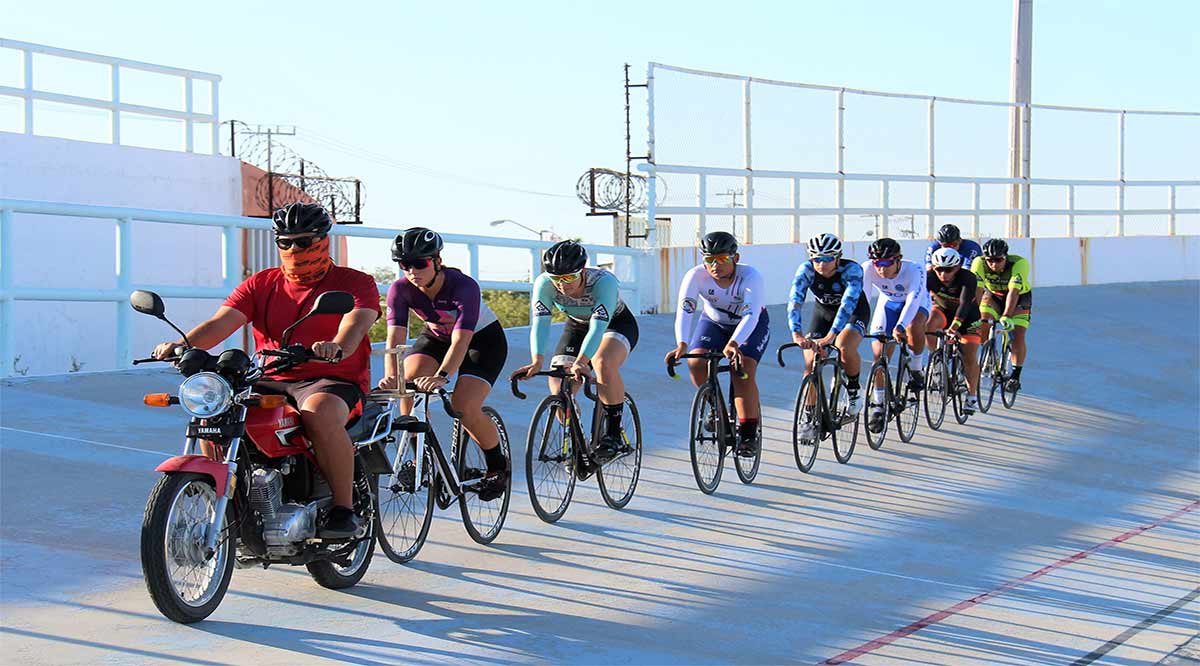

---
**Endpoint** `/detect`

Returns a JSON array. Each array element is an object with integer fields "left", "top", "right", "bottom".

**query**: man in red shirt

[{"left": 152, "top": 203, "right": 380, "bottom": 537}]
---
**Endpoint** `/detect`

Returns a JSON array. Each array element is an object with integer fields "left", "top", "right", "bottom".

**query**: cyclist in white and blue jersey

[{"left": 924, "top": 223, "right": 982, "bottom": 271}]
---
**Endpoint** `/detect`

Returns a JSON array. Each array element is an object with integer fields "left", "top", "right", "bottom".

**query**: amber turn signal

[
  {"left": 256, "top": 395, "right": 288, "bottom": 408},
  {"left": 143, "top": 393, "right": 172, "bottom": 407}
]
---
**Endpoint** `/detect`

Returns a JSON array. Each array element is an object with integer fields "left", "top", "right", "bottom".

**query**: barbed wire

[{"left": 575, "top": 168, "right": 666, "bottom": 213}]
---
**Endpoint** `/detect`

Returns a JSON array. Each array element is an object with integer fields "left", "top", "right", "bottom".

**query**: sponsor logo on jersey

[
  {"left": 533, "top": 301, "right": 551, "bottom": 316},
  {"left": 832, "top": 281, "right": 842, "bottom": 291},
  {"left": 895, "top": 284, "right": 906, "bottom": 292},
  {"left": 707, "top": 289, "right": 715, "bottom": 295},
  {"left": 592, "top": 304, "right": 610, "bottom": 321},
  {"left": 681, "top": 298, "right": 697, "bottom": 314},
  {"left": 739, "top": 303, "right": 753, "bottom": 316}
]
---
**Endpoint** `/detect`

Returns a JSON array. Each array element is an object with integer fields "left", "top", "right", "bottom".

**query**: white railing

[
  {"left": 0, "top": 199, "right": 645, "bottom": 377},
  {"left": 0, "top": 39, "right": 221, "bottom": 154},
  {"left": 644, "top": 62, "right": 1200, "bottom": 243}
]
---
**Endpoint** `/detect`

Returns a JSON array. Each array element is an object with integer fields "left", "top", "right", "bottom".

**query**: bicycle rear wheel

[
  {"left": 597, "top": 394, "right": 643, "bottom": 509},
  {"left": 792, "top": 373, "right": 820, "bottom": 472},
  {"left": 689, "top": 384, "right": 725, "bottom": 494},
  {"left": 978, "top": 342, "right": 998, "bottom": 413},
  {"left": 1001, "top": 339, "right": 1019, "bottom": 409},
  {"left": 525, "top": 396, "right": 577, "bottom": 523},
  {"left": 896, "top": 363, "right": 920, "bottom": 443},
  {"left": 950, "top": 355, "right": 971, "bottom": 424},
  {"left": 924, "top": 349, "right": 948, "bottom": 430},
  {"left": 864, "top": 362, "right": 891, "bottom": 450},
  {"left": 375, "top": 435, "right": 435, "bottom": 564},
  {"left": 453, "top": 407, "right": 511, "bottom": 544},
  {"left": 827, "top": 369, "right": 854, "bottom": 464},
  {"left": 734, "top": 418, "right": 762, "bottom": 484}
]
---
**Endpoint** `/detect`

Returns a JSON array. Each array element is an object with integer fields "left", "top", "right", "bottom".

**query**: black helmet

[
  {"left": 542, "top": 240, "right": 588, "bottom": 275},
  {"left": 936, "top": 223, "right": 962, "bottom": 244},
  {"left": 868, "top": 237, "right": 902, "bottom": 260},
  {"left": 982, "top": 238, "right": 1009, "bottom": 258},
  {"left": 699, "top": 231, "right": 738, "bottom": 256},
  {"left": 392, "top": 227, "right": 444, "bottom": 262},
  {"left": 272, "top": 202, "right": 332, "bottom": 236}
]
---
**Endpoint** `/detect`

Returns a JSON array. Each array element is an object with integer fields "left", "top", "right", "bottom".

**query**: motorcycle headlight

[{"left": 178, "top": 372, "right": 233, "bottom": 418}]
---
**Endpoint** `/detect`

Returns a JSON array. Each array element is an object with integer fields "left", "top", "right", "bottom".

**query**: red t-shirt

[{"left": 223, "top": 266, "right": 381, "bottom": 394}]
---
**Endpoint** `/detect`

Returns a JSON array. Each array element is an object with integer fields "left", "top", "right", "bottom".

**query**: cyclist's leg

[
  {"left": 1009, "top": 291, "right": 1032, "bottom": 369},
  {"left": 686, "top": 316, "right": 727, "bottom": 387},
  {"left": 548, "top": 320, "right": 588, "bottom": 398},
  {"left": 730, "top": 312, "right": 770, "bottom": 422},
  {"left": 836, "top": 325, "right": 864, "bottom": 380},
  {"left": 593, "top": 336, "right": 629, "bottom": 406},
  {"left": 803, "top": 306, "right": 836, "bottom": 406},
  {"left": 963, "top": 336, "right": 982, "bottom": 396}
]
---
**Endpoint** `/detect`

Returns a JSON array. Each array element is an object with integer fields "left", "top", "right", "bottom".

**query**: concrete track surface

[{"left": 1, "top": 281, "right": 1197, "bottom": 665}]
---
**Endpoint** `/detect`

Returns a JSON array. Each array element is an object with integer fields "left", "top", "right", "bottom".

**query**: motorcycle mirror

[
  {"left": 310, "top": 291, "right": 355, "bottom": 316},
  {"left": 130, "top": 290, "right": 166, "bottom": 318}
]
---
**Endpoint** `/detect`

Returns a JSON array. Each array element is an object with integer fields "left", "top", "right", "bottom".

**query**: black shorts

[
  {"left": 806, "top": 297, "right": 871, "bottom": 338},
  {"left": 554, "top": 306, "right": 639, "bottom": 359},
  {"left": 410, "top": 320, "right": 508, "bottom": 386},
  {"left": 255, "top": 377, "right": 363, "bottom": 413}
]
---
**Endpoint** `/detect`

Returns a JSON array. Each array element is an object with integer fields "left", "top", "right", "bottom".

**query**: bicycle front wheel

[
  {"left": 924, "top": 349, "right": 948, "bottom": 431},
  {"left": 376, "top": 435, "right": 435, "bottom": 564},
  {"left": 454, "top": 407, "right": 511, "bottom": 544},
  {"left": 950, "top": 356, "right": 971, "bottom": 425},
  {"left": 864, "top": 362, "right": 891, "bottom": 450},
  {"left": 734, "top": 418, "right": 762, "bottom": 484},
  {"left": 792, "top": 373, "right": 820, "bottom": 472},
  {"left": 597, "top": 394, "right": 643, "bottom": 509},
  {"left": 525, "top": 396, "right": 577, "bottom": 523},
  {"left": 978, "top": 342, "right": 998, "bottom": 414},
  {"left": 896, "top": 365, "right": 920, "bottom": 444},
  {"left": 689, "top": 384, "right": 725, "bottom": 494},
  {"left": 1001, "top": 338, "right": 1019, "bottom": 409}
]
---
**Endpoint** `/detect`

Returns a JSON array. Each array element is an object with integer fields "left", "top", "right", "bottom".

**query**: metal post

[
  {"left": 1067, "top": 185, "right": 1076, "bottom": 238},
  {"left": 0, "top": 208, "right": 13, "bottom": 376},
  {"left": 927, "top": 98, "right": 936, "bottom": 238},
  {"left": 1117, "top": 111, "right": 1126, "bottom": 236},
  {"left": 972, "top": 183, "right": 981, "bottom": 239},
  {"left": 468, "top": 244, "right": 480, "bottom": 279},
  {"left": 529, "top": 247, "right": 541, "bottom": 283},
  {"left": 110, "top": 64, "right": 120, "bottom": 145},
  {"left": 211, "top": 81, "right": 220, "bottom": 155},
  {"left": 354, "top": 180, "right": 361, "bottom": 222},
  {"left": 266, "top": 128, "right": 273, "bottom": 214},
  {"left": 115, "top": 217, "right": 133, "bottom": 367},
  {"left": 645, "top": 64, "right": 657, "bottom": 247},
  {"left": 697, "top": 174, "right": 707, "bottom": 242},
  {"left": 836, "top": 89, "right": 846, "bottom": 239},
  {"left": 222, "top": 225, "right": 240, "bottom": 293},
  {"left": 880, "top": 181, "right": 890, "bottom": 238},
  {"left": 184, "top": 76, "right": 194, "bottom": 153},
  {"left": 743, "top": 177, "right": 754, "bottom": 245},
  {"left": 742, "top": 78, "right": 753, "bottom": 245},
  {"left": 1007, "top": 0, "right": 1033, "bottom": 237},
  {"left": 790, "top": 177, "right": 801, "bottom": 243},
  {"left": 23, "top": 49, "right": 33, "bottom": 135},
  {"left": 1168, "top": 185, "right": 1177, "bottom": 236}
]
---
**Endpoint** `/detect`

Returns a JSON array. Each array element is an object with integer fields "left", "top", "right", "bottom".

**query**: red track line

[{"left": 821, "top": 500, "right": 1200, "bottom": 665}]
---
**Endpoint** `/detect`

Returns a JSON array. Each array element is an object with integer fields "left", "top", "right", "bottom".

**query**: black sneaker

[
  {"left": 868, "top": 408, "right": 886, "bottom": 433},
  {"left": 1004, "top": 377, "right": 1022, "bottom": 393},
  {"left": 735, "top": 433, "right": 759, "bottom": 457},
  {"left": 476, "top": 470, "right": 508, "bottom": 502},
  {"left": 907, "top": 370, "right": 926, "bottom": 392},
  {"left": 592, "top": 433, "right": 622, "bottom": 465},
  {"left": 319, "top": 505, "right": 361, "bottom": 539}
]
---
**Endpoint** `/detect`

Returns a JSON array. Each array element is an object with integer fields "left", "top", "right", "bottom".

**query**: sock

[
  {"left": 603, "top": 402, "right": 624, "bottom": 435},
  {"left": 483, "top": 444, "right": 506, "bottom": 473},
  {"left": 738, "top": 418, "right": 758, "bottom": 441},
  {"left": 846, "top": 377, "right": 860, "bottom": 393},
  {"left": 909, "top": 349, "right": 927, "bottom": 371},
  {"left": 1011, "top": 365, "right": 1023, "bottom": 379}
]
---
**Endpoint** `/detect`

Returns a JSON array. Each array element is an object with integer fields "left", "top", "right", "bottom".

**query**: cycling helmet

[
  {"left": 542, "top": 240, "right": 588, "bottom": 275},
  {"left": 982, "top": 238, "right": 1009, "bottom": 258},
  {"left": 936, "top": 223, "right": 962, "bottom": 244},
  {"left": 699, "top": 231, "right": 738, "bottom": 256},
  {"left": 806, "top": 233, "right": 843, "bottom": 258},
  {"left": 392, "top": 227, "right": 444, "bottom": 262},
  {"left": 930, "top": 247, "right": 963, "bottom": 268},
  {"left": 868, "top": 237, "right": 902, "bottom": 260},
  {"left": 272, "top": 202, "right": 332, "bottom": 236}
]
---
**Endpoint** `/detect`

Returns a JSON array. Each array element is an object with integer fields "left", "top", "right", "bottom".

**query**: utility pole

[
  {"left": 1007, "top": 0, "right": 1033, "bottom": 238},
  {"left": 715, "top": 188, "right": 744, "bottom": 238}
]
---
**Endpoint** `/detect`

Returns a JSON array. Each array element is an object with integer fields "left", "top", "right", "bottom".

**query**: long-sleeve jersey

[
  {"left": 788, "top": 258, "right": 865, "bottom": 335},
  {"left": 925, "top": 239, "right": 982, "bottom": 269},
  {"left": 860, "top": 259, "right": 931, "bottom": 329},
  {"left": 674, "top": 264, "right": 766, "bottom": 346},
  {"left": 531, "top": 268, "right": 624, "bottom": 359},
  {"left": 926, "top": 267, "right": 980, "bottom": 327}
]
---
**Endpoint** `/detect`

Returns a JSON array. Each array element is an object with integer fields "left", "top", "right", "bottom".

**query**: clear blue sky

[{"left": 5, "top": 0, "right": 1198, "bottom": 270}]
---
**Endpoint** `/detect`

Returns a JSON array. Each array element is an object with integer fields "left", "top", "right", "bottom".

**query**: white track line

[{"left": 0, "top": 426, "right": 169, "bottom": 458}]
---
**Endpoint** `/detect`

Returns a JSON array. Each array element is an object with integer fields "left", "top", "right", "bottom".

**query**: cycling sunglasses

[
  {"left": 549, "top": 270, "right": 583, "bottom": 284},
  {"left": 274, "top": 233, "right": 326, "bottom": 250},
  {"left": 984, "top": 255, "right": 1006, "bottom": 263},
  {"left": 810, "top": 255, "right": 838, "bottom": 264},
  {"left": 398, "top": 257, "right": 433, "bottom": 271},
  {"left": 933, "top": 266, "right": 958, "bottom": 274},
  {"left": 703, "top": 254, "right": 734, "bottom": 265},
  {"left": 873, "top": 258, "right": 897, "bottom": 268}
]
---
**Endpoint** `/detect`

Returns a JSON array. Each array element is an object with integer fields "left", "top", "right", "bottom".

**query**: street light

[{"left": 489, "top": 219, "right": 552, "bottom": 240}]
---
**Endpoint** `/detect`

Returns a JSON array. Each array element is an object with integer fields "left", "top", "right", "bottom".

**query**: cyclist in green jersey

[{"left": 970, "top": 238, "right": 1032, "bottom": 392}]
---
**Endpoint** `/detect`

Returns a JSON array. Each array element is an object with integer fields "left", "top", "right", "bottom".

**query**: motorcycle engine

[{"left": 252, "top": 467, "right": 330, "bottom": 553}]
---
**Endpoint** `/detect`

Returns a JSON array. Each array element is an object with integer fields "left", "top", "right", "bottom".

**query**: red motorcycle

[{"left": 131, "top": 289, "right": 393, "bottom": 623}]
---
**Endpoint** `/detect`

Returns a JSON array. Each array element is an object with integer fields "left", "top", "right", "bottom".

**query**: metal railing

[
  {"left": 0, "top": 199, "right": 645, "bottom": 377},
  {"left": 0, "top": 39, "right": 221, "bottom": 154},
  {"left": 644, "top": 62, "right": 1200, "bottom": 243}
]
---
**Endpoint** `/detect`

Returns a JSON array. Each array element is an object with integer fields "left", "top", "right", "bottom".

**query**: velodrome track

[{"left": 1, "top": 281, "right": 1196, "bottom": 665}]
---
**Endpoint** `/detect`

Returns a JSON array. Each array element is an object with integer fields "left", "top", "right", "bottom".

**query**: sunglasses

[
  {"left": 398, "top": 257, "right": 433, "bottom": 271},
  {"left": 873, "top": 258, "right": 897, "bottom": 268},
  {"left": 984, "top": 256, "right": 1006, "bottom": 263},
  {"left": 933, "top": 266, "right": 958, "bottom": 274},
  {"left": 549, "top": 270, "right": 583, "bottom": 284},
  {"left": 703, "top": 254, "right": 734, "bottom": 265},
  {"left": 274, "top": 234, "right": 326, "bottom": 250},
  {"left": 811, "top": 255, "right": 839, "bottom": 264}
]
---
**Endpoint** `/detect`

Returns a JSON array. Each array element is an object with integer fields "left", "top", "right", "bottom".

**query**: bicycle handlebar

[
  {"left": 509, "top": 367, "right": 598, "bottom": 402},
  {"left": 404, "top": 382, "right": 461, "bottom": 419},
  {"left": 666, "top": 352, "right": 746, "bottom": 380},
  {"left": 776, "top": 338, "right": 839, "bottom": 368}
]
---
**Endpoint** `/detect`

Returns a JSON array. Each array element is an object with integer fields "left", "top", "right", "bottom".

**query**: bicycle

[
  {"left": 778, "top": 341, "right": 860, "bottom": 470},
  {"left": 668, "top": 352, "right": 761, "bottom": 494},
  {"left": 511, "top": 366, "right": 643, "bottom": 523},
  {"left": 373, "top": 364, "right": 513, "bottom": 564},
  {"left": 862, "top": 333, "right": 922, "bottom": 450},
  {"left": 925, "top": 331, "right": 972, "bottom": 428},
  {"left": 978, "top": 319, "right": 1017, "bottom": 412}
]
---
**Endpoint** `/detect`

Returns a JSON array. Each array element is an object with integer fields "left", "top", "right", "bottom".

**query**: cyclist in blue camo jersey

[
  {"left": 514, "top": 240, "right": 639, "bottom": 463},
  {"left": 924, "top": 223, "right": 982, "bottom": 271}
]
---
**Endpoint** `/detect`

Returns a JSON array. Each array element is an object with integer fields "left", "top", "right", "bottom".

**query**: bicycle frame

[
  {"left": 512, "top": 367, "right": 603, "bottom": 479},
  {"left": 778, "top": 341, "right": 846, "bottom": 435},
  {"left": 668, "top": 352, "right": 743, "bottom": 447}
]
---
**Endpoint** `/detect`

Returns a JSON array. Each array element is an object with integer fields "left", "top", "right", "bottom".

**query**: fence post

[
  {"left": 1168, "top": 185, "right": 1176, "bottom": 236},
  {"left": 185, "top": 76, "right": 194, "bottom": 153},
  {"left": 211, "top": 81, "right": 221, "bottom": 155},
  {"left": 0, "top": 208, "right": 13, "bottom": 376},
  {"left": 1117, "top": 111, "right": 1126, "bottom": 237},
  {"left": 927, "top": 98, "right": 936, "bottom": 238},
  {"left": 529, "top": 247, "right": 541, "bottom": 284},
  {"left": 742, "top": 78, "right": 753, "bottom": 244},
  {"left": 790, "top": 177, "right": 801, "bottom": 243},
  {"left": 971, "top": 183, "right": 981, "bottom": 239},
  {"left": 468, "top": 244, "right": 480, "bottom": 279},
  {"left": 697, "top": 173, "right": 707, "bottom": 243},
  {"left": 111, "top": 64, "right": 121, "bottom": 145},
  {"left": 835, "top": 89, "right": 845, "bottom": 239},
  {"left": 1067, "top": 185, "right": 1076, "bottom": 238},
  {"left": 880, "top": 181, "right": 890, "bottom": 239},
  {"left": 222, "top": 225, "right": 240, "bottom": 293},
  {"left": 115, "top": 217, "right": 133, "bottom": 368},
  {"left": 23, "top": 49, "right": 33, "bottom": 135}
]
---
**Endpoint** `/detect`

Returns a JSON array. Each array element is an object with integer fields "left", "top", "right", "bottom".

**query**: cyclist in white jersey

[
  {"left": 665, "top": 231, "right": 770, "bottom": 456},
  {"left": 861, "top": 238, "right": 931, "bottom": 433}
]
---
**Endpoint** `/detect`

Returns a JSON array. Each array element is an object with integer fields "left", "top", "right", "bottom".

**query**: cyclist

[
  {"left": 926, "top": 247, "right": 983, "bottom": 414},
  {"left": 970, "top": 238, "right": 1032, "bottom": 393},
  {"left": 151, "top": 202, "right": 380, "bottom": 538},
  {"left": 787, "top": 233, "right": 869, "bottom": 438},
  {"left": 862, "top": 237, "right": 931, "bottom": 433},
  {"left": 666, "top": 231, "right": 769, "bottom": 456},
  {"left": 379, "top": 228, "right": 508, "bottom": 500},
  {"left": 515, "top": 240, "right": 639, "bottom": 463},
  {"left": 924, "top": 223, "right": 982, "bottom": 271}
]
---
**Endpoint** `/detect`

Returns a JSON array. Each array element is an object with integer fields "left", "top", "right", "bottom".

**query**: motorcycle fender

[{"left": 156, "top": 455, "right": 232, "bottom": 497}]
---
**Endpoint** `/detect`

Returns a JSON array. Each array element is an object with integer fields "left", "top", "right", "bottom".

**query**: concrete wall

[{"left": 1, "top": 132, "right": 244, "bottom": 376}]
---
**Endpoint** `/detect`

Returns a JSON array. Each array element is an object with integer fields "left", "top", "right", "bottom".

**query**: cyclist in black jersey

[{"left": 926, "top": 247, "right": 983, "bottom": 414}]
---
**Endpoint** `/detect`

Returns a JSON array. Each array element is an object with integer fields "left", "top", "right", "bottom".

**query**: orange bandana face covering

[{"left": 279, "top": 236, "right": 333, "bottom": 285}]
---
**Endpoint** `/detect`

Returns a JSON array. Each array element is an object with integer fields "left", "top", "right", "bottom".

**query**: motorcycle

[{"left": 131, "top": 289, "right": 396, "bottom": 623}]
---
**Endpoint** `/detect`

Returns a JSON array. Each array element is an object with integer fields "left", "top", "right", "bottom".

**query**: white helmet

[
  {"left": 930, "top": 246, "right": 963, "bottom": 268},
  {"left": 806, "top": 233, "right": 842, "bottom": 258}
]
